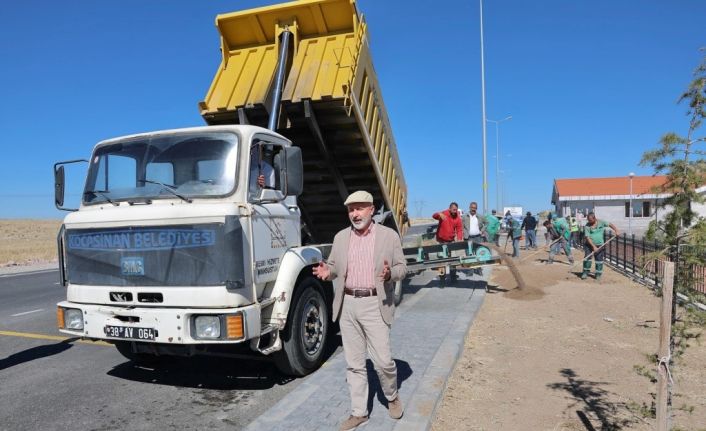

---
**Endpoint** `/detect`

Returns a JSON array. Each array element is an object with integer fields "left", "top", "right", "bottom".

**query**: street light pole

[
  {"left": 629, "top": 172, "right": 635, "bottom": 235},
  {"left": 488, "top": 115, "right": 512, "bottom": 212},
  {"left": 479, "top": 0, "right": 488, "bottom": 213}
]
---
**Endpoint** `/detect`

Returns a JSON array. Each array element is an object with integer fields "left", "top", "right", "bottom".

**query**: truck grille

[{"left": 64, "top": 219, "right": 245, "bottom": 287}]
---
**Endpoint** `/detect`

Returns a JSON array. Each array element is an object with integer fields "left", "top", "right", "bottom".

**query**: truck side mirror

[
  {"left": 283, "top": 146, "right": 303, "bottom": 197},
  {"left": 55, "top": 165, "right": 65, "bottom": 208},
  {"left": 54, "top": 159, "right": 88, "bottom": 211}
]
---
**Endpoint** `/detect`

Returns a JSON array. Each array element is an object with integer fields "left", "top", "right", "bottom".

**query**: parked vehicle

[{"left": 54, "top": 0, "right": 406, "bottom": 376}]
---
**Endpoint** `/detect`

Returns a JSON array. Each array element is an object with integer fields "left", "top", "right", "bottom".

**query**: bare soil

[
  {"left": 0, "top": 219, "right": 61, "bottom": 266},
  {"left": 432, "top": 248, "right": 706, "bottom": 431}
]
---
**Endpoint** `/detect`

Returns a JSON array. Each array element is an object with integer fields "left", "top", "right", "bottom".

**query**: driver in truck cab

[{"left": 249, "top": 143, "right": 276, "bottom": 191}]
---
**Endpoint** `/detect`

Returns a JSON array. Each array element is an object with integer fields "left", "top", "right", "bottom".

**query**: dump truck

[{"left": 53, "top": 0, "right": 408, "bottom": 376}]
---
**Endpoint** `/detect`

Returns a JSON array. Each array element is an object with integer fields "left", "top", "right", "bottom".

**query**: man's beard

[{"left": 351, "top": 215, "right": 372, "bottom": 230}]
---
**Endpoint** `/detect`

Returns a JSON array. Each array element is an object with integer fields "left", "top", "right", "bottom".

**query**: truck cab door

[{"left": 248, "top": 138, "right": 300, "bottom": 288}]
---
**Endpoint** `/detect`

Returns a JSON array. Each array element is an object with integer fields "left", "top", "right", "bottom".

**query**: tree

[
  {"left": 641, "top": 50, "right": 706, "bottom": 298},
  {"left": 637, "top": 51, "right": 706, "bottom": 423}
]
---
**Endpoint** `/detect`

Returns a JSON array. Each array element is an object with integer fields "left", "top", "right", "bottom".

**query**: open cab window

[{"left": 248, "top": 140, "right": 285, "bottom": 202}]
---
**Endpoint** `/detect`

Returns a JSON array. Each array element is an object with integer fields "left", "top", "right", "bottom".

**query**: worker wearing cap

[
  {"left": 582, "top": 212, "right": 619, "bottom": 280},
  {"left": 521, "top": 211, "right": 538, "bottom": 250},
  {"left": 313, "top": 190, "right": 407, "bottom": 430}
]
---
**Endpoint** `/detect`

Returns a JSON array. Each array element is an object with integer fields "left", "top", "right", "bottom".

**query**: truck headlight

[
  {"left": 194, "top": 315, "right": 221, "bottom": 339},
  {"left": 64, "top": 308, "right": 84, "bottom": 330}
]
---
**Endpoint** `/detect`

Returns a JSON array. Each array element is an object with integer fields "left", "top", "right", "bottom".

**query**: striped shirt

[{"left": 345, "top": 222, "right": 376, "bottom": 290}]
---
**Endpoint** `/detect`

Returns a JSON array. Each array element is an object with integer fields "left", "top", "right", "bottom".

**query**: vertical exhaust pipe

[{"left": 267, "top": 29, "right": 292, "bottom": 131}]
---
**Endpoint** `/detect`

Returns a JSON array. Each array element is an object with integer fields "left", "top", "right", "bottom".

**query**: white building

[{"left": 551, "top": 175, "right": 671, "bottom": 237}]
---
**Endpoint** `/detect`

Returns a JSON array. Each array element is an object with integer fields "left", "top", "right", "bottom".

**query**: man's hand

[
  {"left": 592, "top": 245, "right": 598, "bottom": 253},
  {"left": 380, "top": 260, "right": 391, "bottom": 282},
  {"left": 312, "top": 261, "right": 330, "bottom": 280},
  {"left": 438, "top": 213, "right": 446, "bottom": 221},
  {"left": 257, "top": 174, "right": 265, "bottom": 188}
]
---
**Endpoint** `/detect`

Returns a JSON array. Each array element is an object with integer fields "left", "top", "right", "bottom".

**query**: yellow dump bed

[{"left": 199, "top": 0, "right": 407, "bottom": 243}]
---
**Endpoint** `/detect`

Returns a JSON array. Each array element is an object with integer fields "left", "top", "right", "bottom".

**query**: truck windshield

[{"left": 83, "top": 132, "right": 238, "bottom": 205}]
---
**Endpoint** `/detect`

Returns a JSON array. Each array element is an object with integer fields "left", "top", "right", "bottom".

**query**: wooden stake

[{"left": 656, "top": 261, "right": 674, "bottom": 431}]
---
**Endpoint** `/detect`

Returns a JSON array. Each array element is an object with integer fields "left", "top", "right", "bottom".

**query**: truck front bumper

[{"left": 57, "top": 301, "right": 261, "bottom": 344}]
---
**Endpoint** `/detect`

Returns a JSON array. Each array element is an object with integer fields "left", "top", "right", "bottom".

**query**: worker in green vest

[
  {"left": 582, "top": 212, "right": 619, "bottom": 280},
  {"left": 483, "top": 210, "right": 501, "bottom": 245},
  {"left": 509, "top": 216, "right": 523, "bottom": 258},
  {"left": 569, "top": 215, "right": 580, "bottom": 248},
  {"left": 548, "top": 213, "right": 574, "bottom": 264}
]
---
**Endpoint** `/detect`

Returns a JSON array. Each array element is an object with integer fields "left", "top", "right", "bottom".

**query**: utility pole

[
  {"left": 479, "top": 0, "right": 488, "bottom": 213},
  {"left": 628, "top": 172, "right": 635, "bottom": 235},
  {"left": 487, "top": 116, "right": 512, "bottom": 212},
  {"left": 413, "top": 200, "right": 426, "bottom": 218}
]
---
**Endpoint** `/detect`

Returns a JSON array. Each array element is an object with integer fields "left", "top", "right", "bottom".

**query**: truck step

[
  {"left": 260, "top": 324, "right": 277, "bottom": 336},
  {"left": 254, "top": 326, "right": 282, "bottom": 356}
]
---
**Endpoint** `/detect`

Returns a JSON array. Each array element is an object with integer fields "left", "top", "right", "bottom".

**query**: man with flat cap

[{"left": 313, "top": 190, "right": 407, "bottom": 430}]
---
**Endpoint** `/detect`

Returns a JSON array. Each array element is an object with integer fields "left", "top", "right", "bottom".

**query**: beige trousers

[{"left": 339, "top": 294, "right": 398, "bottom": 417}]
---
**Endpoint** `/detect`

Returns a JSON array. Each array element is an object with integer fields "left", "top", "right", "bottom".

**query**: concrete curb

[
  {"left": 393, "top": 286, "right": 485, "bottom": 430},
  {"left": 244, "top": 269, "right": 489, "bottom": 431}
]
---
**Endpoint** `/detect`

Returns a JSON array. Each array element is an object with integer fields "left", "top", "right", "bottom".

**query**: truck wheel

[
  {"left": 393, "top": 280, "right": 403, "bottom": 306},
  {"left": 114, "top": 341, "right": 162, "bottom": 365},
  {"left": 275, "top": 277, "right": 329, "bottom": 376}
]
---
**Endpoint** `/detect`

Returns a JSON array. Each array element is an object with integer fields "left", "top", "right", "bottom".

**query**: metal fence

[{"left": 603, "top": 233, "right": 706, "bottom": 298}]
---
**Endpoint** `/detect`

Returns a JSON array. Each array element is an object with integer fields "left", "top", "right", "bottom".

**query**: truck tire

[
  {"left": 393, "top": 280, "right": 403, "bottom": 306},
  {"left": 114, "top": 341, "right": 163, "bottom": 365},
  {"left": 274, "top": 277, "right": 330, "bottom": 376}
]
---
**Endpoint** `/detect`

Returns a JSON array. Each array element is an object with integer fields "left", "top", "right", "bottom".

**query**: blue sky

[{"left": 1, "top": 0, "right": 704, "bottom": 219}]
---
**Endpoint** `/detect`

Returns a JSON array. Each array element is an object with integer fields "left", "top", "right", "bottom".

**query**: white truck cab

[{"left": 55, "top": 125, "right": 334, "bottom": 375}]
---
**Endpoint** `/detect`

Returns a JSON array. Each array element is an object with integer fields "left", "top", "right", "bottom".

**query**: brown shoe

[
  {"left": 339, "top": 415, "right": 368, "bottom": 431},
  {"left": 388, "top": 396, "right": 404, "bottom": 419}
]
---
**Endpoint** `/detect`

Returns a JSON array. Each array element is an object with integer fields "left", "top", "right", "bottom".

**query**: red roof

[{"left": 554, "top": 176, "right": 669, "bottom": 197}]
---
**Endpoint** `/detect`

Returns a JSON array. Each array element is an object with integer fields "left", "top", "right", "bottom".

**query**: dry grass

[{"left": 0, "top": 219, "right": 62, "bottom": 267}]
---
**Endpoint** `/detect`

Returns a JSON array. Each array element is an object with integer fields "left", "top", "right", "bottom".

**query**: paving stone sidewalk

[{"left": 245, "top": 269, "right": 488, "bottom": 431}]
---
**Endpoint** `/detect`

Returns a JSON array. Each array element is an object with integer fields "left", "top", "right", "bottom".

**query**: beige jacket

[{"left": 325, "top": 223, "right": 407, "bottom": 325}]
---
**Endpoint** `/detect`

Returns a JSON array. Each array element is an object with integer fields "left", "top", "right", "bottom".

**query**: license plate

[{"left": 104, "top": 325, "right": 156, "bottom": 340}]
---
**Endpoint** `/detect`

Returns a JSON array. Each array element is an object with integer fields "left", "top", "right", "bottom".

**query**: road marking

[
  {"left": 0, "top": 330, "right": 111, "bottom": 346},
  {"left": 11, "top": 308, "right": 44, "bottom": 317}
]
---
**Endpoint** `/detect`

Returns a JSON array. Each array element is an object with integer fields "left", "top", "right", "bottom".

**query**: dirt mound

[
  {"left": 485, "top": 243, "right": 529, "bottom": 291},
  {"left": 484, "top": 244, "right": 587, "bottom": 301},
  {"left": 497, "top": 252, "right": 589, "bottom": 300}
]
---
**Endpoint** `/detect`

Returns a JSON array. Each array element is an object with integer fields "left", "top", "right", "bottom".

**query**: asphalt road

[
  {"left": 0, "top": 269, "right": 308, "bottom": 431},
  {"left": 0, "top": 228, "right": 439, "bottom": 430}
]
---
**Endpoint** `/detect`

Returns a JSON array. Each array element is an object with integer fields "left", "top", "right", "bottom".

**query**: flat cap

[{"left": 344, "top": 190, "right": 373, "bottom": 205}]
